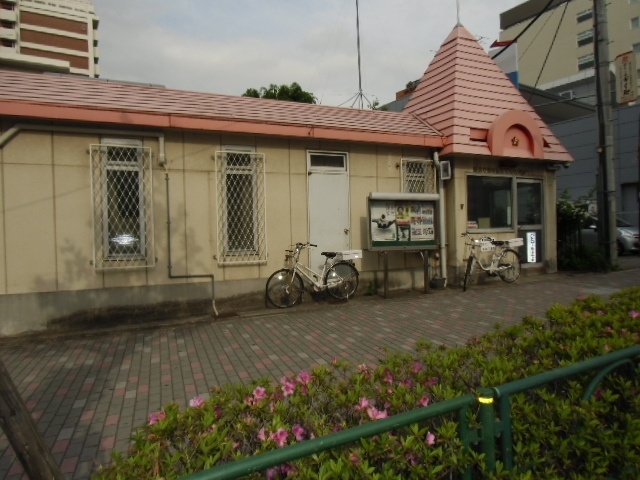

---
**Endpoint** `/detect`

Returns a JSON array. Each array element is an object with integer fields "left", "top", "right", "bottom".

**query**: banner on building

[{"left": 614, "top": 51, "right": 638, "bottom": 105}]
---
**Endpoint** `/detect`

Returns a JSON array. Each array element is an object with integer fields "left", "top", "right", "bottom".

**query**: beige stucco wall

[
  {"left": 0, "top": 123, "right": 560, "bottom": 335},
  {"left": 0, "top": 125, "right": 437, "bottom": 334}
]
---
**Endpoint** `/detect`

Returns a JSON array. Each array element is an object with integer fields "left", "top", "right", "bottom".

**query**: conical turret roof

[{"left": 404, "top": 25, "right": 572, "bottom": 162}]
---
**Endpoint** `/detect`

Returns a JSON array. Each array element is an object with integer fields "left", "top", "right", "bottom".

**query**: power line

[
  {"left": 530, "top": 1, "right": 570, "bottom": 95},
  {"left": 491, "top": 0, "right": 559, "bottom": 61}
]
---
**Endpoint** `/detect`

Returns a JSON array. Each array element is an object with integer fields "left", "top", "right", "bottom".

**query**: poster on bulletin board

[{"left": 367, "top": 192, "right": 439, "bottom": 251}]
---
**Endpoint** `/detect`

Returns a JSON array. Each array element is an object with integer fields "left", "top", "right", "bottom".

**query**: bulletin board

[{"left": 367, "top": 192, "right": 439, "bottom": 251}]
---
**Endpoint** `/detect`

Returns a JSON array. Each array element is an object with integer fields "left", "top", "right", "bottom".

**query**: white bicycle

[
  {"left": 462, "top": 232, "right": 522, "bottom": 292},
  {"left": 265, "top": 243, "right": 360, "bottom": 308}
]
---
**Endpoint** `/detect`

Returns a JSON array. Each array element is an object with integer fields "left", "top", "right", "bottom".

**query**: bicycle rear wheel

[
  {"left": 266, "top": 269, "right": 304, "bottom": 308},
  {"left": 463, "top": 255, "right": 475, "bottom": 292},
  {"left": 498, "top": 249, "right": 521, "bottom": 283},
  {"left": 325, "top": 261, "right": 359, "bottom": 300}
]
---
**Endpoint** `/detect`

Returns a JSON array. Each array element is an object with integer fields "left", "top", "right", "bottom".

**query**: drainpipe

[
  {"left": 165, "top": 170, "right": 218, "bottom": 316},
  {"left": 433, "top": 152, "right": 448, "bottom": 286}
]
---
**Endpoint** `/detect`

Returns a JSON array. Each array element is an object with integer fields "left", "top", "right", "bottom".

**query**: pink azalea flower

[
  {"left": 257, "top": 427, "right": 267, "bottom": 442},
  {"left": 148, "top": 412, "right": 159, "bottom": 425},
  {"left": 426, "top": 431, "right": 436, "bottom": 446},
  {"left": 419, "top": 395, "right": 430, "bottom": 407},
  {"left": 356, "top": 397, "right": 370, "bottom": 411},
  {"left": 350, "top": 452, "right": 360, "bottom": 464},
  {"left": 244, "top": 395, "right": 254, "bottom": 406},
  {"left": 411, "top": 361, "right": 423, "bottom": 373},
  {"left": 425, "top": 377, "right": 438, "bottom": 387},
  {"left": 280, "top": 377, "right": 296, "bottom": 397},
  {"left": 266, "top": 468, "right": 278, "bottom": 480},
  {"left": 367, "top": 406, "right": 388, "bottom": 420},
  {"left": 629, "top": 310, "right": 640, "bottom": 319},
  {"left": 358, "top": 363, "right": 368, "bottom": 372},
  {"left": 253, "top": 386, "right": 267, "bottom": 401},
  {"left": 189, "top": 395, "right": 204, "bottom": 409},
  {"left": 292, "top": 424, "right": 305, "bottom": 441},
  {"left": 384, "top": 369, "right": 394, "bottom": 384},
  {"left": 401, "top": 378, "right": 414, "bottom": 388},
  {"left": 148, "top": 410, "right": 166, "bottom": 425},
  {"left": 270, "top": 428, "right": 288, "bottom": 448},
  {"left": 297, "top": 370, "right": 311, "bottom": 385}
]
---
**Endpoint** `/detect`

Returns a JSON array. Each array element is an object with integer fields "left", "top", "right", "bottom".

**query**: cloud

[{"left": 93, "top": 0, "right": 524, "bottom": 105}]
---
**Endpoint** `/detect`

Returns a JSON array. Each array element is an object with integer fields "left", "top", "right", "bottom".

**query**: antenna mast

[
  {"left": 356, "top": 0, "right": 363, "bottom": 107},
  {"left": 342, "top": 0, "right": 372, "bottom": 109}
]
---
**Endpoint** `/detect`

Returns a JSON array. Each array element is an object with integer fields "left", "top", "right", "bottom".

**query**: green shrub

[{"left": 94, "top": 288, "right": 640, "bottom": 479}]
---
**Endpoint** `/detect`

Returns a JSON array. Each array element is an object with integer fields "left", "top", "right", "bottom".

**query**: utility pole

[{"left": 593, "top": 0, "right": 617, "bottom": 264}]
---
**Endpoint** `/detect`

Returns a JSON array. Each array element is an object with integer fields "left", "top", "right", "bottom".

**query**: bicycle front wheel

[
  {"left": 498, "top": 249, "right": 521, "bottom": 283},
  {"left": 462, "top": 255, "right": 475, "bottom": 292},
  {"left": 324, "top": 261, "right": 359, "bottom": 300},
  {"left": 266, "top": 269, "right": 304, "bottom": 308}
]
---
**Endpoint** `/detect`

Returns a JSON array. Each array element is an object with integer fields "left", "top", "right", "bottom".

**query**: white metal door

[{"left": 307, "top": 153, "right": 350, "bottom": 270}]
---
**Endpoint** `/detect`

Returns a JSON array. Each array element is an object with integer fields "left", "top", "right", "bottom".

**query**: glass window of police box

[{"left": 467, "top": 176, "right": 513, "bottom": 230}]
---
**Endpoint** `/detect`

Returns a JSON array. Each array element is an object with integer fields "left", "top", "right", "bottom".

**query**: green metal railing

[
  {"left": 482, "top": 344, "right": 639, "bottom": 471},
  {"left": 182, "top": 394, "right": 477, "bottom": 480},
  {"left": 181, "top": 344, "right": 640, "bottom": 479}
]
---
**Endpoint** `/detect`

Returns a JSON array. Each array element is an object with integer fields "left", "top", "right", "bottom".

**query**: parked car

[{"left": 581, "top": 216, "right": 639, "bottom": 255}]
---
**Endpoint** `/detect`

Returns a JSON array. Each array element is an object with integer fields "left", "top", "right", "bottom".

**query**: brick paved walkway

[{"left": 1, "top": 263, "right": 639, "bottom": 479}]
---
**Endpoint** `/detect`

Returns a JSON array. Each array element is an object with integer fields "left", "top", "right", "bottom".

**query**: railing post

[
  {"left": 498, "top": 395, "right": 513, "bottom": 470},
  {"left": 457, "top": 405, "right": 472, "bottom": 480},
  {"left": 478, "top": 388, "right": 496, "bottom": 473}
]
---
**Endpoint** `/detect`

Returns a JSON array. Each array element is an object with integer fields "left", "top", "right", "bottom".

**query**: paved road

[{"left": 1, "top": 261, "right": 639, "bottom": 479}]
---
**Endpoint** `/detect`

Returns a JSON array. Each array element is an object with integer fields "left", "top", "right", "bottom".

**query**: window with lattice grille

[
  {"left": 400, "top": 159, "right": 436, "bottom": 193},
  {"left": 90, "top": 141, "right": 154, "bottom": 269},
  {"left": 215, "top": 150, "right": 266, "bottom": 265}
]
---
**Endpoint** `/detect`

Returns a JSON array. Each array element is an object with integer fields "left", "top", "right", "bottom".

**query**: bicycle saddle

[{"left": 321, "top": 251, "right": 337, "bottom": 258}]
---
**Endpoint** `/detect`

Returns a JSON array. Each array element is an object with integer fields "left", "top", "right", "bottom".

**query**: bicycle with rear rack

[
  {"left": 265, "top": 242, "right": 361, "bottom": 308},
  {"left": 462, "top": 232, "right": 522, "bottom": 292}
]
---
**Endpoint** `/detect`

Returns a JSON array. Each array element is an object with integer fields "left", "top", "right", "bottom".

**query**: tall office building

[
  {"left": 0, "top": 0, "right": 99, "bottom": 77},
  {"left": 499, "top": 0, "right": 640, "bottom": 104}
]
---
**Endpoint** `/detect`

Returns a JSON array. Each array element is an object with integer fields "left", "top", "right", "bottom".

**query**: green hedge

[{"left": 94, "top": 287, "right": 640, "bottom": 479}]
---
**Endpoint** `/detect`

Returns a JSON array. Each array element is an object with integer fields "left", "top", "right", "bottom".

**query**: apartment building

[
  {"left": 0, "top": 0, "right": 99, "bottom": 77},
  {"left": 499, "top": 0, "right": 640, "bottom": 104}
]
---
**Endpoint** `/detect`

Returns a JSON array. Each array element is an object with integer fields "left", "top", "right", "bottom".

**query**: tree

[{"left": 242, "top": 82, "right": 316, "bottom": 104}]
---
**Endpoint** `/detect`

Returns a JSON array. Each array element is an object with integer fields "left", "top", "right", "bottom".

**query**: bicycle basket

[{"left": 480, "top": 240, "right": 495, "bottom": 252}]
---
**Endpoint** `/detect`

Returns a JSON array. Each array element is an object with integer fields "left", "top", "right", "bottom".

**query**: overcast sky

[{"left": 92, "top": 0, "right": 524, "bottom": 107}]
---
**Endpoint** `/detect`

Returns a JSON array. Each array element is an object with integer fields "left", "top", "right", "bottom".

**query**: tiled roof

[
  {"left": 0, "top": 70, "right": 444, "bottom": 148},
  {"left": 404, "top": 25, "right": 573, "bottom": 162}
]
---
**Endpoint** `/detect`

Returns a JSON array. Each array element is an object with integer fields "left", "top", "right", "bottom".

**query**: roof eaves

[{"left": 0, "top": 100, "right": 445, "bottom": 148}]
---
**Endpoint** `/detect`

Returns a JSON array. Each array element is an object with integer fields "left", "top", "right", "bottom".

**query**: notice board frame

[{"left": 367, "top": 192, "right": 440, "bottom": 251}]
